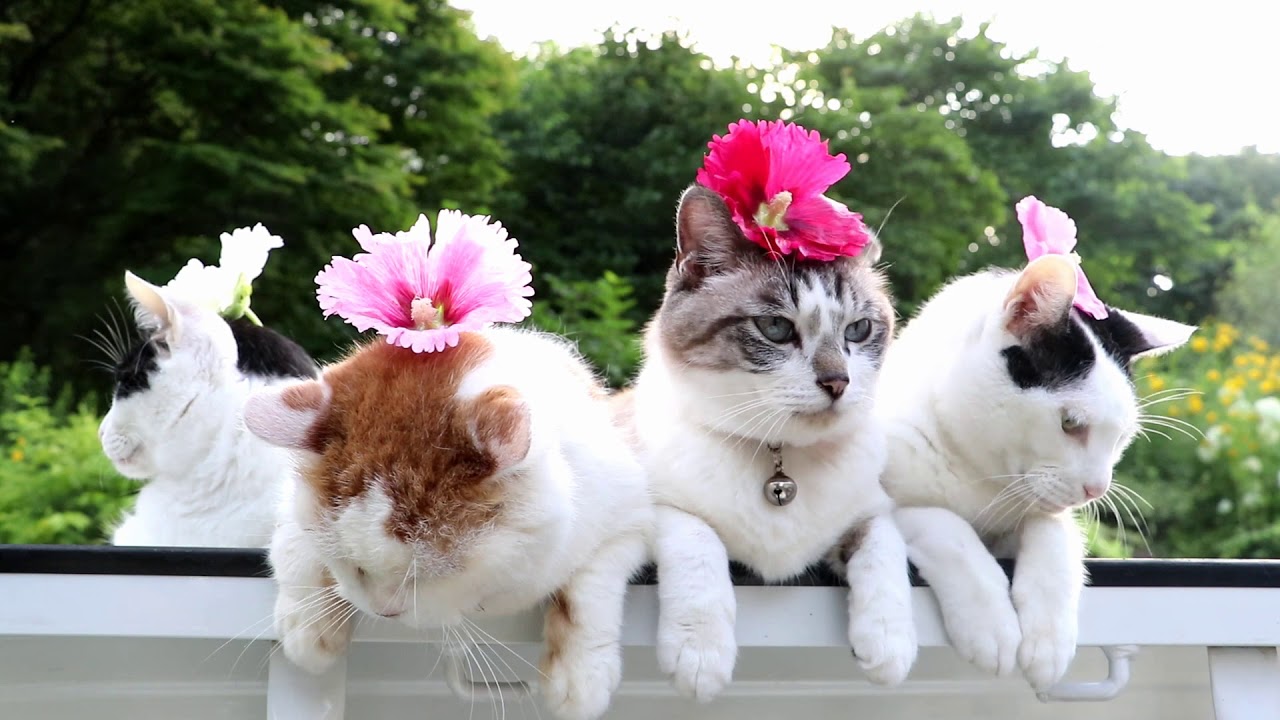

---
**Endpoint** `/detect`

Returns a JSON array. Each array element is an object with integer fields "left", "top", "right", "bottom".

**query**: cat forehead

[{"left": 1000, "top": 312, "right": 1138, "bottom": 395}]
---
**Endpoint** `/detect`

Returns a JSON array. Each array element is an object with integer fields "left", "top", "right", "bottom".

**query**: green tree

[
  {"left": 491, "top": 28, "right": 754, "bottom": 315},
  {"left": 1, "top": 0, "right": 513, "bottom": 394}
]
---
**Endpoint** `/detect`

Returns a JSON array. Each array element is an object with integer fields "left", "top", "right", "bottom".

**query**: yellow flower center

[
  {"left": 411, "top": 297, "right": 446, "bottom": 330},
  {"left": 754, "top": 191, "right": 793, "bottom": 230}
]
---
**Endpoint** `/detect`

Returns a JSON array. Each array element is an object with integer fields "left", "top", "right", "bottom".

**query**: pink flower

[
  {"left": 696, "top": 119, "right": 872, "bottom": 262},
  {"left": 1016, "top": 195, "right": 1109, "bottom": 320},
  {"left": 315, "top": 211, "right": 534, "bottom": 353}
]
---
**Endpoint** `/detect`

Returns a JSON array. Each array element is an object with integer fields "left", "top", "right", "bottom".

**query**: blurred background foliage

[{"left": 3, "top": 1, "right": 1280, "bottom": 553}]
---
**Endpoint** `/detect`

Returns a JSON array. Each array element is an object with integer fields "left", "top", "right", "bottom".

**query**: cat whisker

[
  {"left": 1139, "top": 414, "right": 1204, "bottom": 441},
  {"left": 459, "top": 621, "right": 506, "bottom": 720},
  {"left": 1138, "top": 388, "right": 1200, "bottom": 408},
  {"left": 463, "top": 616, "right": 545, "bottom": 679},
  {"left": 1136, "top": 424, "right": 1173, "bottom": 442}
]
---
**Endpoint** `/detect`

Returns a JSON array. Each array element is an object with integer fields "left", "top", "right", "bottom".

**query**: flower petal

[
  {"left": 1073, "top": 266, "right": 1110, "bottom": 320},
  {"left": 777, "top": 196, "right": 871, "bottom": 262},
  {"left": 762, "top": 121, "right": 850, "bottom": 202},
  {"left": 1016, "top": 195, "right": 1077, "bottom": 259},
  {"left": 218, "top": 223, "right": 283, "bottom": 284}
]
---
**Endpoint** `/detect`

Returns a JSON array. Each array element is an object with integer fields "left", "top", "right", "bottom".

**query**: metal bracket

[
  {"left": 443, "top": 649, "right": 532, "bottom": 701},
  {"left": 1037, "top": 645, "right": 1139, "bottom": 702}
]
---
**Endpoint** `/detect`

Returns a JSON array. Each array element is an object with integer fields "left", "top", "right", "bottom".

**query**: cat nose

[
  {"left": 1083, "top": 480, "right": 1109, "bottom": 500},
  {"left": 816, "top": 373, "right": 849, "bottom": 399}
]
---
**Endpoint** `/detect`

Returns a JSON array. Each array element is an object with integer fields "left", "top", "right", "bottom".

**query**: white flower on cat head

[{"left": 164, "top": 223, "right": 283, "bottom": 325}]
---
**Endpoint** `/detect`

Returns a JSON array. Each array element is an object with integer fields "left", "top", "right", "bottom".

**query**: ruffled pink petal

[
  {"left": 697, "top": 120, "right": 770, "bottom": 239},
  {"left": 1016, "top": 195, "right": 1077, "bottom": 258},
  {"left": 316, "top": 230, "right": 435, "bottom": 331},
  {"left": 776, "top": 195, "right": 871, "bottom": 261},
  {"left": 1073, "top": 267, "right": 1110, "bottom": 320},
  {"left": 763, "top": 121, "right": 850, "bottom": 202}
]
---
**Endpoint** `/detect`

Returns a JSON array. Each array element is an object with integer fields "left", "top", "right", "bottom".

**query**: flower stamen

[
  {"left": 411, "top": 297, "right": 445, "bottom": 330},
  {"left": 754, "top": 191, "right": 793, "bottom": 231}
]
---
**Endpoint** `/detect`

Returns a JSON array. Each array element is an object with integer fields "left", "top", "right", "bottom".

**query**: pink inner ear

[
  {"left": 1004, "top": 255, "right": 1078, "bottom": 338},
  {"left": 243, "top": 381, "right": 329, "bottom": 451}
]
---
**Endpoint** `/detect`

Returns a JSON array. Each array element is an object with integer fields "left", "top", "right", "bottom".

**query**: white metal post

[
  {"left": 267, "top": 649, "right": 348, "bottom": 720},
  {"left": 1208, "top": 646, "right": 1280, "bottom": 720}
]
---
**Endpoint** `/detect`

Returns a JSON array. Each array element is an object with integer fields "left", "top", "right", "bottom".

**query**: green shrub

[
  {"left": 530, "top": 271, "right": 643, "bottom": 388},
  {"left": 0, "top": 351, "right": 133, "bottom": 544}
]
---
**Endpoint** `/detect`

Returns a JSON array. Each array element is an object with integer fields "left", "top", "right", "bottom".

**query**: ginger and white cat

[
  {"left": 244, "top": 326, "right": 651, "bottom": 720},
  {"left": 617, "top": 185, "right": 916, "bottom": 701},
  {"left": 98, "top": 272, "right": 317, "bottom": 547},
  {"left": 879, "top": 254, "right": 1194, "bottom": 689}
]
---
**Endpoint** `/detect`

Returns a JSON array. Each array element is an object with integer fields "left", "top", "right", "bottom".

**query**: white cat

[
  {"left": 98, "top": 271, "right": 317, "bottom": 548},
  {"left": 243, "top": 326, "right": 652, "bottom": 720},
  {"left": 878, "top": 254, "right": 1194, "bottom": 689},
  {"left": 617, "top": 185, "right": 917, "bottom": 701}
]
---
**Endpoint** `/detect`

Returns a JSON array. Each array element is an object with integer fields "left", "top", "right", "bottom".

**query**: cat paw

[
  {"left": 657, "top": 609, "right": 737, "bottom": 702},
  {"left": 848, "top": 607, "right": 917, "bottom": 686},
  {"left": 541, "top": 644, "right": 622, "bottom": 720},
  {"left": 275, "top": 590, "right": 353, "bottom": 675},
  {"left": 1015, "top": 602, "right": 1077, "bottom": 691},
  {"left": 942, "top": 595, "right": 1021, "bottom": 677}
]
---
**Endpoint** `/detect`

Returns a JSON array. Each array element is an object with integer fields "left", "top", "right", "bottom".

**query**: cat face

[
  {"left": 927, "top": 255, "right": 1195, "bottom": 512},
  {"left": 649, "top": 185, "right": 893, "bottom": 445},
  {"left": 245, "top": 336, "right": 565, "bottom": 626},
  {"left": 97, "top": 272, "right": 316, "bottom": 480}
]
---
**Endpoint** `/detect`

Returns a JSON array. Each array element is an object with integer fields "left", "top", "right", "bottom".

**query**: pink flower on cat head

[
  {"left": 315, "top": 211, "right": 534, "bottom": 353},
  {"left": 1016, "top": 195, "right": 1109, "bottom": 320},
  {"left": 696, "top": 119, "right": 872, "bottom": 262}
]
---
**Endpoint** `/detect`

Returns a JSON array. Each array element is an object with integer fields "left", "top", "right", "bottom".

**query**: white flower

[
  {"left": 163, "top": 223, "right": 283, "bottom": 323},
  {"left": 164, "top": 259, "right": 235, "bottom": 314},
  {"left": 219, "top": 223, "right": 284, "bottom": 285},
  {"left": 1255, "top": 396, "right": 1280, "bottom": 424},
  {"left": 1217, "top": 497, "right": 1234, "bottom": 514},
  {"left": 1243, "top": 456, "right": 1264, "bottom": 474}
]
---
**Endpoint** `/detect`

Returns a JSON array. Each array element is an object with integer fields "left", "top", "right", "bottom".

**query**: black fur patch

[
  {"left": 114, "top": 338, "right": 159, "bottom": 399},
  {"left": 1078, "top": 309, "right": 1152, "bottom": 372},
  {"left": 227, "top": 318, "right": 318, "bottom": 380},
  {"left": 113, "top": 319, "right": 316, "bottom": 400},
  {"left": 1001, "top": 307, "right": 1154, "bottom": 390},
  {"left": 1001, "top": 316, "right": 1097, "bottom": 390}
]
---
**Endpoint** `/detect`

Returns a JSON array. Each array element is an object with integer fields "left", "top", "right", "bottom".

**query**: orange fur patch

[
  {"left": 540, "top": 589, "right": 575, "bottom": 674},
  {"left": 301, "top": 335, "right": 525, "bottom": 551}
]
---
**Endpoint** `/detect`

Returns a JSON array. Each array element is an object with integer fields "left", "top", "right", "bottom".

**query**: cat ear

[
  {"left": 1112, "top": 309, "right": 1197, "bottom": 359},
  {"left": 243, "top": 379, "right": 331, "bottom": 452},
  {"left": 466, "top": 386, "right": 531, "bottom": 473},
  {"left": 673, "top": 184, "right": 759, "bottom": 285},
  {"left": 124, "top": 271, "right": 182, "bottom": 342},
  {"left": 1003, "top": 255, "right": 1078, "bottom": 339}
]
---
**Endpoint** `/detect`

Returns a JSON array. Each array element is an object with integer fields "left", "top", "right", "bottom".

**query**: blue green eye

[
  {"left": 753, "top": 316, "right": 796, "bottom": 344},
  {"left": 844, "top": 318, "right": 873, "bottom": 343}
]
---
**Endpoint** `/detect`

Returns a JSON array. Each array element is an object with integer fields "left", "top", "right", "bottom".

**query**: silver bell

[{"left": 764, "top": 472, "right": 797, "bottom": 506}]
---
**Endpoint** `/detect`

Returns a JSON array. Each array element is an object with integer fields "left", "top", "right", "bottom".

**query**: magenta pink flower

[
  {"left": 696, "top": 119, "right": 872, "bottom": 261},
  {"left": 315, "top": 210, "right": 534, "bottom": 353},
  {"left": 1016, "top": 195, "right": 1108, "bottom": 320}
]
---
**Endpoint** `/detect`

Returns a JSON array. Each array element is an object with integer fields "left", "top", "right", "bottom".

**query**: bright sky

[{"left": 453, "top": 0, "right": 1277, "bottom": 157}]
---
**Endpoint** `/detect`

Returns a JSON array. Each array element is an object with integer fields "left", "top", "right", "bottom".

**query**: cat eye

[
  {"left": 844, "top": 318, "right": 873, "bottom": 344},
  {"left": 753, "top": 315, "right": 796, "bottom": 344},
  {"left": 1060, "top": 413, "right": 1087, "bottom": 435}
]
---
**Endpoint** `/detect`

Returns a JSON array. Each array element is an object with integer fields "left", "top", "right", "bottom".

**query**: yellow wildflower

[
  {"left": 1235, "top": 356, "right": 1250, "bottom": 368},
  {"left": 1207, "top": 369, "right": 1222, "bottom": 382},
  {"left": 1254, "top": 354, "right": 1268, "bottom": 367},
  {"left": 1250, "top": 337, "right": 1270, "bottom": 352},
  {"left": 1191, "top": 337, "right": 1209, "bottom": 353},
  {"left": 1249, "top": 368, "right": 1264, "bottom": 381},
  {"left": 9, "top": 450, "right": 22, "bottom": 463},
  {"left": 1206, "top": 411, "right": 1219, "bottom": 423},
  {"left": 15, "top": 437, "right": 25, "bottom": 447},
  {"left": 1262, "top": 381, "right": 1275, "bottom": 394},
  {"left": 1148, "top": 375, "right": 1167, "bottom": 392},
  {"left": 1228, "top": 448, "right": 1240, "bottom": 458},
  {"left": 1168, "top": 404, "right": 1182, "bottom": 417},
  {"left": 1187, "top": 395, "right": 1205, "bottom": 414}
]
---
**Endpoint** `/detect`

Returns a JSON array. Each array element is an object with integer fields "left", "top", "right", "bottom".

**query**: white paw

[
  {"left": 541, "top": 644, "right": 621, "bottom": 720},
  {"left": 848, "top": 606, "right": 918, "bottom": 686},
  {"left": 657, "top": 608, "right": 737, "bottom": 702},
  {"left": 275, "top": 589, "right": 353, "bottom": 675},
  {"left": 1014, "top": 599, "right": 1077, "bottom": 691},
  {"left": 941, "top": 593, "right": 1022, "bottom": 677}
]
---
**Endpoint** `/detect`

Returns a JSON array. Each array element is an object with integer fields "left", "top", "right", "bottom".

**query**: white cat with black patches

[
  {"left": 617, "top": 185, "right": 916, "bottom": 701},
  {"left": 98, "top": 271, "right": 317, "bottom": 547},
  {"left": 880, "top": 254, "right": 1194, "bottom": 689}
]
